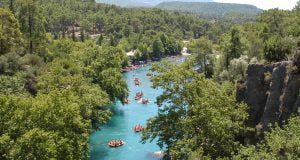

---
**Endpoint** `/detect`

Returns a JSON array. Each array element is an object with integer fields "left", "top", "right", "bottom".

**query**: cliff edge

[{"left": 237, "top": 51, "right": 300, "bottom": 132}]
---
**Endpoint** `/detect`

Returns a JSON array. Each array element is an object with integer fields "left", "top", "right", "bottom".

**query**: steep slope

[{"left": 237, "top": 54, "right": 300, "bottom": 132}]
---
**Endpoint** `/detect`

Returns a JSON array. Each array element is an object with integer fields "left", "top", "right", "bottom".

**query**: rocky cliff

[{"left": 237, "top": 58, "right": 300, "bottom": 132}]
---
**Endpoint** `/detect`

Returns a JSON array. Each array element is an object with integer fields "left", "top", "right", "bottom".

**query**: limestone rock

[{"left": 238, "top": 61, "right": 300, "bottom": 131}]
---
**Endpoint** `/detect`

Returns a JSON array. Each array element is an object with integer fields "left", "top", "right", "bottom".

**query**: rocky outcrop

[
  {"left": 237, "top": 61, "right": 300, "bottom": 131},
  {"left": 260, "top": 62, "right": 290, "bottom": 129}
]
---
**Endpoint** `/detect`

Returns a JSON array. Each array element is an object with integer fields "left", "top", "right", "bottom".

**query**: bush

[{"left": 264, "top": 35, "right": 295, "bottom": 62}]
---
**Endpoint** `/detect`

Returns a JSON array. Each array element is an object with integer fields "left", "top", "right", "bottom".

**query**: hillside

[
  {"left": 96, "top": 0, "right": 213, "bottom": 7},
  {"left": 96, "top": 0, "right": 147, "bottom": 7},
  {"left": 156, "top": 1, "right": 262, "bottom": 15},
  {"left": 156, "top": 1, "right": 263, "bottom": 23}
]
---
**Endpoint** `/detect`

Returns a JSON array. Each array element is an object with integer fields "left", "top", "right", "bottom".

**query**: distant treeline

[{"left": 156, "top": 1, "right": 263, "bottom": 24}]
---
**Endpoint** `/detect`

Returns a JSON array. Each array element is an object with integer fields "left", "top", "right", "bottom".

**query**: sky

[{"left": 214, "top": 0, "right": 298, "bottom": 10}]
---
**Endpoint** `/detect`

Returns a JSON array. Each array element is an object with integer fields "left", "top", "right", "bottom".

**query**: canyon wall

[{"left": 237, "top": 60, "right": 300, "bottom": 131}]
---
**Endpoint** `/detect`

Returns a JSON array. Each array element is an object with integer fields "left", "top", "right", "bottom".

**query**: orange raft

[
  {"left": 108, "top": 140, "right": 125, "bottom": 148},
  {"left": 142, "top": 99, "right": 149, "bottom": 104},
  {"left": 134, "top": 78, "right": 141, "bottom": 86},
  {"left": 135, "top": 92, "right": 143, "bottom": 100},
  {"left": 133, "top": 124, "right": 144, "bottom": 132}
]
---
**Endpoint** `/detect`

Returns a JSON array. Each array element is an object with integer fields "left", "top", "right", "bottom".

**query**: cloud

[{"left": 214, "top": 0, "right": 298, "bottom": 10}]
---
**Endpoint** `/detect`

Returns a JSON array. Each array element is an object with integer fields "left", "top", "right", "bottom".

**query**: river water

[
  {"left": 89, "top": 64, "right": 162, "bottom": 160},
  {"left": 89, "top": 57, "right": 185, "bottom": 160}
]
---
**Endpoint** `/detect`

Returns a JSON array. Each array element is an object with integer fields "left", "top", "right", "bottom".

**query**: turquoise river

[{"left": 89, "top": 64, "right": 162, "bottom": 160}]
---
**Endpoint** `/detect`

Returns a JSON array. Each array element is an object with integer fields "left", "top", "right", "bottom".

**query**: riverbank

[
  {"left": 89, "top": 65, "right": 162, "bottom": 160},
  {"left": 122, "top": 54, "right": 185, "bottom": 73},
  {"left": 89, "top": 56, "right": 186, "bottom": 160}
]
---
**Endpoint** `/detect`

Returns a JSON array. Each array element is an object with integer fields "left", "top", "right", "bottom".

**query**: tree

[
  {"left": 10, "top": 128, "right": 58, "bottom": 160},
  {"left": 37, "top": 58, "right": 112, "bottom": 129},
  {"left": 264, "top": 35, "right": 295, "bottom": 62},
  {"left": 160, "top": 34, "right": 181, "bottom": 56},
  {"left": 222, "top": 26, "right": 244, "bottom": 69},
  {"left": 17, "top": 0, "right": 46, "bottom": 54},
  {"left": 243, "top": 22, "right": 265, "bottom": 60},
  {"left": 142, "top": 60, "right": 248, "bottom": 159},
  {"left": 0, "top": 8, "right": 24, "bottom": 55},
  {"left": 188, "top": 37, "right": 213, "bottom": 76},
  {"left": 296, "top": 0, "right": 300, "bottom": 10},
  {"left": 96, "top": 35, "right": 104, "bottom": 46},
  {"left": 227, "top": 26, "right": 243, "bottom": 65},
  {"left": 87, "top": 46, "right": 128, "bottom": 100},
  {"left": 0, "top": 90, "right": 90, "bottom": 160},
  {"left": 0, "top": 52, "right": 22, "bottom": 75},
  {"left": 235, "top": 116, "right": 300, "bottom": 160},
  {"left": 95, "top": 15, "right": 105, "bottom": 33},
  {"left": 109, "top": 33, "right": 119, "bottom": 46},
  {"left": 0, "top": 73, "right": 27, "bottom": 95},
  {"left": 9, "top": 0, "right": 15, "bottom": 12},
  {"left": 258, "top": 9, "right": 285, "bottom": 37},
  {"left": 98, "top": 68, "right": 128, "bottom": 102},
  {"left": 151, "top": 37, "right": 164, "bottom": 59},
  {"left": 226, "top": 55, "right": 250, "bottom": 81},
  {"left": 138, "top": 43, "right": 150, "bottom": 61}
]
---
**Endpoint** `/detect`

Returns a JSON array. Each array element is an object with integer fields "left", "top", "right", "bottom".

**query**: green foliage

[
  {"left": 40, "top": 40, "right": 127, "bottom": 124},
  {"left": 0, "top": 8, "right": 27, "bottom": 75},
  {"left": 243, "top": 22, "right": 264, "bottom": 60},
  {"left": 219, "top": 26, "right": 244, "bottom": 70},
  {"left": 0, "top": 73, "right": 27, "bottom": 95},
  {"left": 219, "top": 55, "right": 251, "bottom": 82},
  {"left": 0, "top": 8, "right": 24, "bottom": 55},
  {"left": 142, "top": 61, "right": 248, "bottom": 159},
  {"left": 258, "top": 9, "right": 286, "bottom": 37},
  {"left": 0, "top": 91, "right": 89, "bottom": 160},
  {"left": 264, "top": 35, "right": 295, "bottom": 62},
  {"left": 34, "top": 0, "right": 213, "bottom": 42},
  {"left": 137, "top": 43, "right": 150, "bottom": 61},
  {"left": 17, "top": 0, "right": 47, "bottom": 54},
  {"left": 97, "top": 68, "right": 128, "bottom": 101},
  {"left": 227, "top": 26, "right": 243, "bottom": 64},
  {"left": 188, "top": 37, "right": 213, "bottom": 76},
  {"left": 10, "top": 128, "right": 58, "bottom": 160},
  {"left": 151, "top": 37, "right": 164, "bottom": 59},
  {"left": 212, "top": 4, "right": 299, "bottom": 81},
  {"left": 1, "top": 0, "right": 300, "bottom": 159},
  {"left": 156, "top": 1, "right": 262, "bottom": 24},
  {"left": 0, "top": 5, "right": 130, "bottom": 157},
  {"left": 235, "top": 116, "right": 300, "bottom": 160}
]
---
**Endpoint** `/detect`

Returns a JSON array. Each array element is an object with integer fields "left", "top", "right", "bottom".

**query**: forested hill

[
  {"left": 156, "top": 1, "right": 263, "bottom": 23},
  {"left": 96, "top": 0, "right": 213, "bottom": 7},
  {"left": 156, "top": 1, "right": 262, "bottom": 15},
  {"left": 95, "top": 0, "right": 147, "bottom": 7}
]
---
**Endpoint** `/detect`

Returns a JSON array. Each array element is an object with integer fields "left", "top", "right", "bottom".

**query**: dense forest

[
  {"left": 96, "top": 0, "right": 213, "bottom": 7},
  {"left": 142, "top": 2, "right": 300, "bottom": 160},
  {"left": 0, "top": 0, "right": 220, "bottom": 159},
  {"left": 156, "top": 1, "right": 263, "bottom": 24},
  {"left": 0, "top": 0, "right": 300, "bottom": 159}
]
